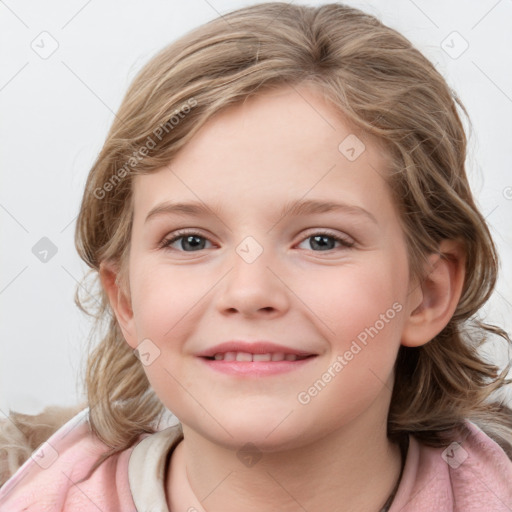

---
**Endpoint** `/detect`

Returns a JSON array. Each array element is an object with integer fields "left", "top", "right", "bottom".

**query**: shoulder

[
  {"left": 446, "top": 421, "right": 512, "bottom": 509},
  {"left": 0, "top": 408, "right": 147, "bottom": 511},
  {"left": 0, "top": 403, "right": 84, "bottom": 487},
  {"left": 390, "top": 421, "right": 512, "bottom": 512}
]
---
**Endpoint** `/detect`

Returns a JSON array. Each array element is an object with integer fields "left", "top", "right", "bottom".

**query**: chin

[{"left": 189, "top": 415, "right": 315, "bottom": 454}]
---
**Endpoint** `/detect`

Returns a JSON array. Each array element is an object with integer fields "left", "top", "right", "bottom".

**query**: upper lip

[{"left": 196, "top": 341, "right": 316, "bottom": 358}]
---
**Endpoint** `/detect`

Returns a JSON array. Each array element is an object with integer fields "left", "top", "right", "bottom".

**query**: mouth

[
  {"left": 203, "top": 352, "right": 314, "bottom": 362},
  {"left": 196, "top": 341, "right": 318, "bottom": 376}
]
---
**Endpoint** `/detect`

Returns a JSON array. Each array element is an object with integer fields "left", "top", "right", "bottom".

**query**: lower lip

[{"left": 198, "top": 356, "right": 317, "bottom": 376}]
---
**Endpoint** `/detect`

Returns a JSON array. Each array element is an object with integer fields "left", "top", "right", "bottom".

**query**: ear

[
  {"left": 401, "top": 239, "right": 466, "bottom": 347},
  {"left": 99, "top": 260, "right": 138, "bottom": 349}
]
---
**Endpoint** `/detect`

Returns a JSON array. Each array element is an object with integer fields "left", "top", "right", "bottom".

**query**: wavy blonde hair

[{"left": 72, "top": 1, "right": 512, "bottom": 477}]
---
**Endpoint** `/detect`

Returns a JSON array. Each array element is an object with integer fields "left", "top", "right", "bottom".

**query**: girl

[{"left": 1, "top": 2, "right": 511, "bottom": 510}]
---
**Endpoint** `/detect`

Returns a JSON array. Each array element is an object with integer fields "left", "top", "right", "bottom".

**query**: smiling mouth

[{"left": 203, "top": 352, "right": 315, "bottom": 362}]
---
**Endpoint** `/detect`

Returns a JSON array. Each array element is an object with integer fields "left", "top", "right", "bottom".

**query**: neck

[{"left": 167, "top": 412, "right": 403, "bottom": 512}]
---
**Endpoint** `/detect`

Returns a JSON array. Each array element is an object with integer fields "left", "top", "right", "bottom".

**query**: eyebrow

[{"left": 144, "top": 198, "right": 378, "bottom": 225}]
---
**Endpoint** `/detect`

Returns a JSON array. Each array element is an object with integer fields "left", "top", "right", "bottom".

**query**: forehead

[{"left": 132, "top": 84, "right": 395, "bottom": 222}]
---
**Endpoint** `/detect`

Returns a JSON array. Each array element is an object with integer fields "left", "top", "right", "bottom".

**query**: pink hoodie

[{"left": 0, "top": 408, "right": 511, "bottom": 511}]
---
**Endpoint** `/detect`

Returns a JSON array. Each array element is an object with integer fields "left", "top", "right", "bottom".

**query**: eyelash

[{"left": 158, "top": 229, "right": 355, "bottom": 252}]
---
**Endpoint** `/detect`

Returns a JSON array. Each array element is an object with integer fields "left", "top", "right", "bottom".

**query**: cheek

[
  {"left": 291, "top": 265, "right": 405, "bottom": 435},
  {"left": 127, "top": 262, "right": 211, "bottom": 405},
  {"left": 130, "top": 260, "right": 213, "bottom": 339},
  {"left": 295, "top": 258, "right": 406, "bottom": 343}
]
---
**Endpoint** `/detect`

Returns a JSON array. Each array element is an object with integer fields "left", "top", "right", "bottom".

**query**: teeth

[
  {"left": 236, "top": 352, "right": 253, "bottom": 362},
  {"left": 253, "top": 353, "right": 272, "bottom": 362},
  {"left": 223, "top": 351, "right": 237, "bottom": 361},
  {"left": 211, "top": 352, "right": 302, "bottom": 362}
]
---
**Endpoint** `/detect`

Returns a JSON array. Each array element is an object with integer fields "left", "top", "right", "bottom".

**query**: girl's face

[{"left": 120, "top": 84, "right": 420, "bottom": 450}]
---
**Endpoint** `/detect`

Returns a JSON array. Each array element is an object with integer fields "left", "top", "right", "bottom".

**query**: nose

[{"left": 215, "top": 242, "right": 290, "bottom": 319}]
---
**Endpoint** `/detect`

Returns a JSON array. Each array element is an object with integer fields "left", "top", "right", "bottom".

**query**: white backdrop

[{"left": 1, "top": 0, "right": 511, "bottom": 415}]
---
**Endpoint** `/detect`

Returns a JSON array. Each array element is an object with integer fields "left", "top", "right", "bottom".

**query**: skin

[{"left": 101, "top": 82, "right": 465, "bottom": 511}]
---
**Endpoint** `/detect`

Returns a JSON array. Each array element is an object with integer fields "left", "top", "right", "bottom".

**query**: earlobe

[
  {"left": 99, "top": 261, "right": 137, "bottom": 348},
  {"left": 401, "top": 240, "right": 466, "bottom": 348}
]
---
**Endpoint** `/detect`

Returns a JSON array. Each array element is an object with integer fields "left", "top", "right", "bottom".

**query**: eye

[
  {"left": 297, "top": 231, "right": 355, "bottom": 251},
  {"left": 159, "top": 229, "right": 355, "bottom": 253},
  {"left": 159, "top": 230, "right": 213, "bottom": 252}
]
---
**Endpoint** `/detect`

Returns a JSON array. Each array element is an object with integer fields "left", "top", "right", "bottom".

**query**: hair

[{"left": 72, "top": 1, "right": 512, "bottom": 477}]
